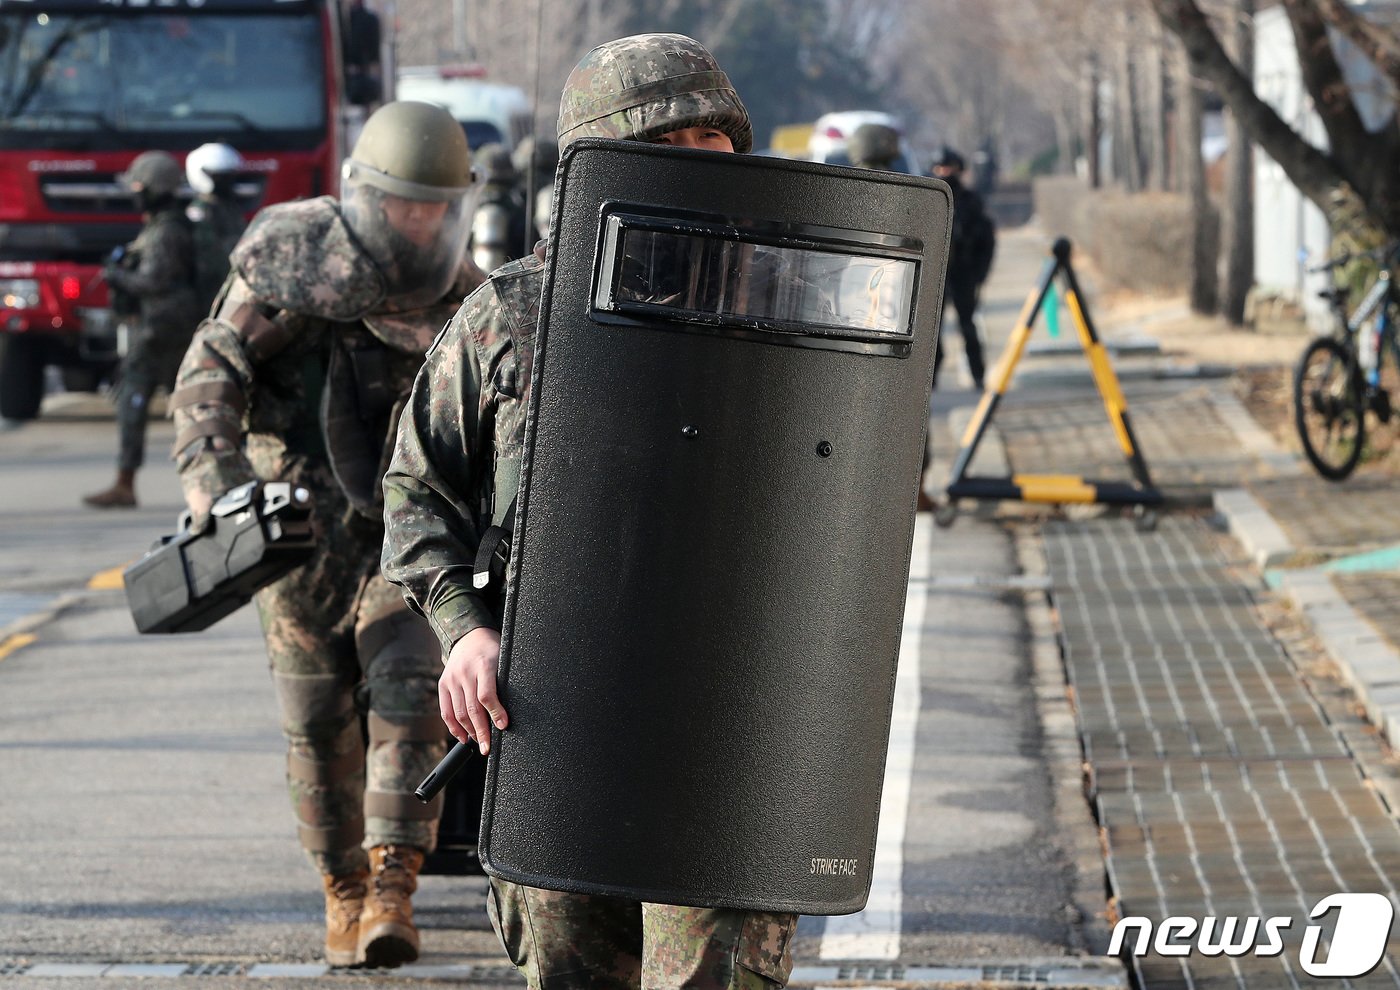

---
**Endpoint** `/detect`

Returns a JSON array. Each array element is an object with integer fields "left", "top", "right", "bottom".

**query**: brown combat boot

[
  {"left": 322, "top": 868, "right": 368, "bottom": 968},
  {"left": 83, "top": 469, "right": 137, "bottom": 508},
  {"left": 357, "top": 845, "right": 424, "bottom": 968}
]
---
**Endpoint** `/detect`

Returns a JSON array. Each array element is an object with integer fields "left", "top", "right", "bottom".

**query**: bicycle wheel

[{"left": 1294, "top": 336, "right": 1367, "bottom": 480}]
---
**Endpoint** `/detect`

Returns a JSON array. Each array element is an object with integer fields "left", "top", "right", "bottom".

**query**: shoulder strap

[{"left": 472, "top": 495, "right": 517, "bottom": 592}]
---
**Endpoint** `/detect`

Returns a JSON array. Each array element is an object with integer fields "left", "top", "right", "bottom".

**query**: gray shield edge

[{"left": 480, "top": 139, "right": 952, "bottom": 915}]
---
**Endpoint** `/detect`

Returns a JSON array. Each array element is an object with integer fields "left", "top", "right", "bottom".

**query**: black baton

[{"left": 415, "top": 740, "right": 476, "bottom": 802}]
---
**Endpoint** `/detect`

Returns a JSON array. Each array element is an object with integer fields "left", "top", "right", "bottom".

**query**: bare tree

[
  {"left": 1113, "top": 4, "right": 1147, "bottom": 190},
  {"left": 1149, "top": 0, "right": 1400, "bottom": 243},
  {"left": 1177, "top": 42, "right": 1219, "bottom": 313},
  {"left": 1217, "top": 0, "right": 1254, "bottom": 325}
]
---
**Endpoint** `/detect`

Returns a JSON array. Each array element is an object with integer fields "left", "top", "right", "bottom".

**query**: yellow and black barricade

[{"left": 942, "top": 237, "right": 1163, "bottom": 518}]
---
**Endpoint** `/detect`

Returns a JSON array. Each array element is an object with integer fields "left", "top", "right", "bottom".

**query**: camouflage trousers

[
  {"left": 251, "top": 446, "right": 447, "bottom": 877},
  {"left": 114, "top": 324, "right": 186, "bottom": 472},
  {"left": 487, "top": 879, "right": 796, "bottom": 990}
]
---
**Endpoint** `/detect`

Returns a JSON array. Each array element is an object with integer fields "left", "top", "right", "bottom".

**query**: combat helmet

[
  {"left": 475, "top": 142, "right": 517, "bottom": 185},
  {"left": 512, "top": 135, "right": 559, "bottom": 178},
  {"left": 557, "top": 33, "right": 752, "bottom": 153},
  {"left": 120, "top": 150, "right": 183, "bottom": 198},
  {"left": 340, "top": 100, "right": 475, "bottom": 310},
  {"left": 847, "top": 123, "right": 901, "bottom": 169}
]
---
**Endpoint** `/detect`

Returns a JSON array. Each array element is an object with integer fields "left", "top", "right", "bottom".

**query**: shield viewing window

[{"left": 593, "top": 211, "right": 920, "bottom": 354}]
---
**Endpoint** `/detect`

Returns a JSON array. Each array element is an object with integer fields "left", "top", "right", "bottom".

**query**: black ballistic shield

[
  {"left": 481, "top": 140, "right": 950, "bottom": 914},
  {"left": 123, "top": 481, "right": 314, "bottom": 634}
]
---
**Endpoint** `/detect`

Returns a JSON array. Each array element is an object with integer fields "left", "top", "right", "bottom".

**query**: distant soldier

[
  {"left": 929, "top": 145, "right": 995, "bottom": 392},
  {"left": 169, "top": 101, "right": 481, "bottom": 969},
  {"left": 342, "top": 0, "right": 383, "bottom": 106},
  {"left": 512, "top": 135, "right": 559, "bottom": 243},
  {"left": 468, "top": 142, "right": 529, "bottom": 273},
  {"left": 184, "top": 142, "right": 248, "bottom": 315},
  {"left": 847, "top": 121, "right": 901, "bottom": 171},
  {"left": 84, "top": 151, "right": 202, "bottom": 508}
]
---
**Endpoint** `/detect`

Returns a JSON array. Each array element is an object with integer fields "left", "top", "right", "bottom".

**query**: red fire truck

[{"left": 0, "top": 0, "right": 381, "bottom": 420}]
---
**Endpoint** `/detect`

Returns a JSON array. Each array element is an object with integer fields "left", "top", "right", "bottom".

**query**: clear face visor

[
  {"left": 609, "top": 228, "right": 916, "bottom": 338},
  {"left": 340, "top": 165, "right": 472, "bottom": 311}
]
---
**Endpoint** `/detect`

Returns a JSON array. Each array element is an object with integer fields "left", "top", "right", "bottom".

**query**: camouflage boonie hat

[{"left": 557, "top": 33, "right": 752, "bottom": 153}]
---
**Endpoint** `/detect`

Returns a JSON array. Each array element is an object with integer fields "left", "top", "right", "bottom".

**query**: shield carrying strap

[{"left": 473, "top": 496, "right": 516, "bottom": 592}]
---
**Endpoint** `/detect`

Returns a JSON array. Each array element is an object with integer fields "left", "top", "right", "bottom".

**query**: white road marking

[{"left": 818, "top": 518, "right": 928, "bottom": 960}]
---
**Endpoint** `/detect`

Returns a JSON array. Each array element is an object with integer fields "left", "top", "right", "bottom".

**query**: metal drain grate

[
  {"left": 836, "top": 965, "right": 907, "bottom": 981},
  {"left": 982, "top": 964, "right": 1057, "bottom": 983},
  {"left": 185, "top": 962, "right": 246, "bottom": 977},
  {"left": 0, "top": 962, "right": 30, "bottom": 977}
]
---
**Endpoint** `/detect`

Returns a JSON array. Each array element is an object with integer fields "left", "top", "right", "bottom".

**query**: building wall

[
  {"left": 1253, "top": 3, "right": 1400, "bottom": 329},
  {"left": 1253, "top": 6, "right": 1331, "bottom": 329}
]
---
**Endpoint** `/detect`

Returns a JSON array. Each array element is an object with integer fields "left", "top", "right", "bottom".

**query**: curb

[
  {"left": 1214, "top": 488, "right": 1295, "bottom": 568},
  {"left": 1212, "top": 482, "right": 1400, "bottom": 750},
  {"left": 1278, "top": 568, "right": 1400, "bottom": 747}
]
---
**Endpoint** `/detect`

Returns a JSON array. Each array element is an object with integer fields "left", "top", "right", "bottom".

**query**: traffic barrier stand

[{"left": 937, "top": 237, "right": 1164, "bottom": 530}]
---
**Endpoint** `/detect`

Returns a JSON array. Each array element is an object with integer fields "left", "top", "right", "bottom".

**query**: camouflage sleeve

[
  {"left": 382, "top": 291, "right": 495, "bottom": 657},
  {"left": 106, "top": 214, "right": 193, "bottom": 299},
  {"left": 169, "top": 274, "right": 261, "bottom": 502}
]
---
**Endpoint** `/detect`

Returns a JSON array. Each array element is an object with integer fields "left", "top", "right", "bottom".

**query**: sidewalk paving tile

[
  {"left": 1334, "top": 573, "right": 1400, "bottom": 656},
  {"left": 1043, "top": 516, "right": 1400, "bottom": 989},
  {"left": 995, "top": 381, "right": 1259, "bottom": 495},
  {"left": 1248, "top": 475, "right": 1400, "bottom": 554}
]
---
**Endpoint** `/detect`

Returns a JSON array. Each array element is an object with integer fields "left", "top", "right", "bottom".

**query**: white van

[{"left": 395, "top": 66, "right": 533, "bottom": 152}]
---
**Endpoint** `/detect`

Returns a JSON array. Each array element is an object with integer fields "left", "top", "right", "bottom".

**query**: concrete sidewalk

[{"left": 935, "top": 227, "right": 1400, "bottom": 988}]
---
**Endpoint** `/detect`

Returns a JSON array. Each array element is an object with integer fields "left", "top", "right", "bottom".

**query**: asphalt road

[{"left": 0, "top": 230, "right": 1123, "bottom": 988}]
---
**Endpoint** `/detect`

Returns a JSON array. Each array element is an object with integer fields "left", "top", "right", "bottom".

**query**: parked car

[{"left": 395, "top": 65, "right": 533, "bottom": 152}]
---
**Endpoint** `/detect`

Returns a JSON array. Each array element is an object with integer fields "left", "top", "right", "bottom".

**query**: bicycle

[{"left": 1293, "top": 244, "right": 1398, "bottom": 480}]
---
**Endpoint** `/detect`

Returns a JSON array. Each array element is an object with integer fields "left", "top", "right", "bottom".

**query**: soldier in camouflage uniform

[
  {"left": 84, "top": 151, "right": 203, "bottom": 508},
  {"left": 169, "top": 101, "right": 483, "bottom": 969},
  {"left": 381, "top": 34, "right": 797, "bottom": 990}
]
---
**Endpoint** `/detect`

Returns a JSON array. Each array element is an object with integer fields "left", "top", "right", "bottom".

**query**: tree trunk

[
  {"left": 1054, "top": 103, "right": 1077, "bottom": 176},
  {"left": 1083, "top": 56, "right": 1102, "bottom": 187},
  {"left": 1145, "top": 22, "right": 1170, "bottom": 190},
  {"left": 1149, "top": 0, "right": 1341, "bottom": 214},
  {"left": 1177, "top": 44, "right": 1218, "bottom": 313},
  {"left": 1115, "top": 7, "right": 1145, "bottom": 189},
  {"left": 1218, "top": 0, "right": 1254, "bottom": 325}
]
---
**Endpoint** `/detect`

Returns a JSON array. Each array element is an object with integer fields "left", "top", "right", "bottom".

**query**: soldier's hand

[
  {"left": 442, "top": 626, "right": 508, "bottom": 754},
  {"left": 184, "top": 488, "right": 214, "bottom": 529}
]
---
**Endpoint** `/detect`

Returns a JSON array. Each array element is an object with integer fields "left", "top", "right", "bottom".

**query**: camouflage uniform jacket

[
  {"left": 105, "top": 205, "right": 202, "bottom": 337},
  {"left": 171, "top": 195, "right": 480, "bottom": 514},
  {"left": 381, "top": 253, "right": 543, "bottom": 657}
]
